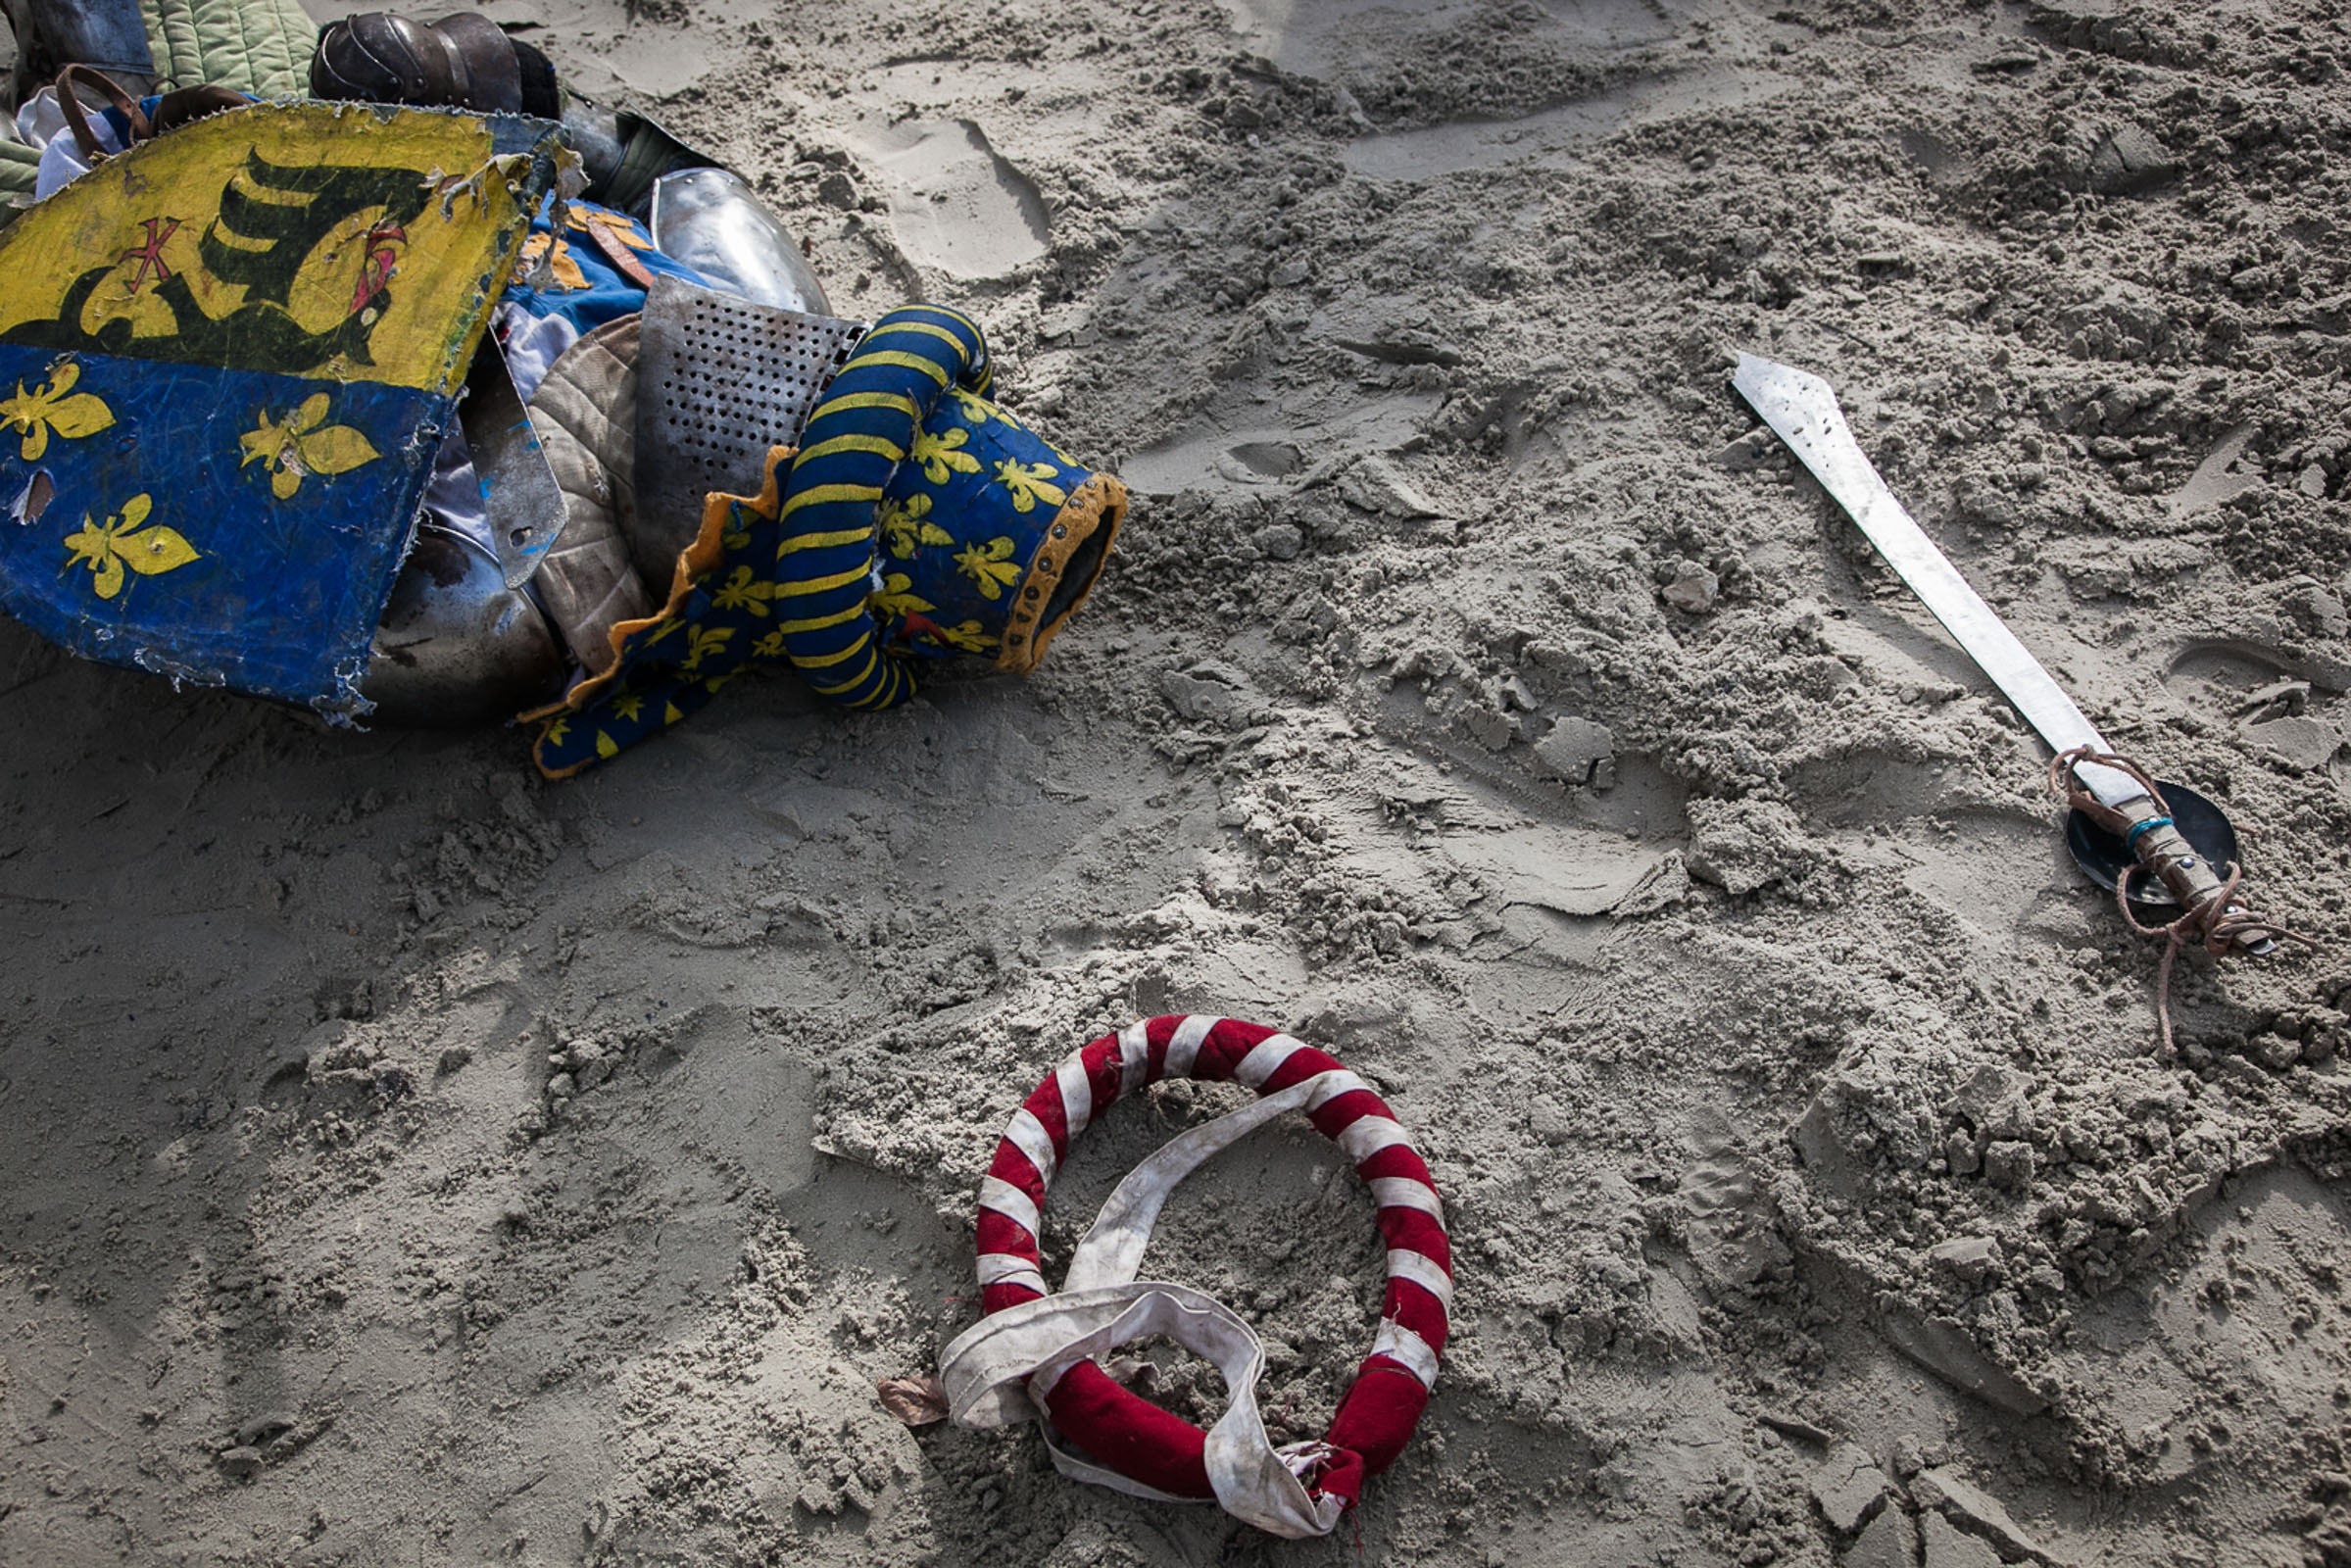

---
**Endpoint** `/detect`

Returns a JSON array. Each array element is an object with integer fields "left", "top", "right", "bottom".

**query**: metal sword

[{"left": 1732, "top": 352, "right": 2266, "bottom": 950}]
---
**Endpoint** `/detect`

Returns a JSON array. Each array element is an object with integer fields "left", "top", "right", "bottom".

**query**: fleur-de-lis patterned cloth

[
  {"left": 0, "top": 103, "right": 560, "bottom": 716},
  {"left": 529, "top": 303, "right": 1127, "bottom": 776},
  {"left": 505, "top": 198, "right": 704, "bottom": 341},
  {"left": 525, "top": 446, "right": 803, "bottom": 774}
]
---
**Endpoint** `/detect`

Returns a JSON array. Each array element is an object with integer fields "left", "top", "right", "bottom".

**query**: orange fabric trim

[
  {"left": 995, "top": 472, "right": 1129, "bottom": 675},
  {"left": 518, "top": 445, "right": 796, "bottom": 723}
]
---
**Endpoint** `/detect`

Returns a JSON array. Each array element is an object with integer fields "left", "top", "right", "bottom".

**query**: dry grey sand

[{"left": 7, "top": 0, "right": 2351, "bottom": 1563}]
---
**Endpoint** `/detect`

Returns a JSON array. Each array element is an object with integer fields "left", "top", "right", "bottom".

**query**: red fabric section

[
  {"left": 1041, "top": 1362, "right": 1213, "bottom": 1497},
  {"left": 1081, "top": 1036, "right": 1125, "bottom": 1116},
  {"left": 1312, "top": 1446, "right": 1366, "bottom": 1507},
  {"left": 982, "top": 1281, "right": 1041, "bottom": 1313},
  {"left": 1308, "top": 1089, "right": 1391, "bottom": 1140},
  {"left": 1355, "top": 1145, "right": 1434, "bottom": 1185},
  {"left": 1326, "top": 1362, "right": 1431, "bottom": 1479},
  {"left": 1026, "top": 1077, "right": 1072, "bottom": 1161},
  {"left": 1379, "top": 1209, "right": 1451, "bottom": 1274},
  {"left": 1260, "top": 1045, "right": 1344, "bottom": 1094},
  {"left": 986, "top": 1140, "right": 1048, "bottom": 1200},
  {"left": 975, "top": 1209, "right": 1038, "bottom": 1263},
  {"left": 1143, "top": 1014, "right": 1176, "bottom": 1082},
  {"left": 1195, "top": 1018, "right": 1274, "bottom": 1082},
  {"left": 1385, "top": 1280, "right": 1449, "bottom": 1351}
]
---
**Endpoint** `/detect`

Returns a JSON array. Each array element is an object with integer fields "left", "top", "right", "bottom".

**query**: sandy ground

[{"left": 7, "top": 0, "right": 2351, "bottom": 1563}]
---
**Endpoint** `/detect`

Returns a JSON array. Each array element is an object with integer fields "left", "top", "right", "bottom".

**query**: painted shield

[{"left": 0, "top": 103, "right": 562, "bottom": 716}]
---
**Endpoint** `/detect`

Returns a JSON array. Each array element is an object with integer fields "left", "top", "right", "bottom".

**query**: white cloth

[
  {"left": 496, "top": 303, "right": 582, "bottom": 407},
  {"left": 19, "top": 87, "right": 123, "bottom": 200},
  {"left": 420, "top": 425, "right": 494, "bottom": 559}
]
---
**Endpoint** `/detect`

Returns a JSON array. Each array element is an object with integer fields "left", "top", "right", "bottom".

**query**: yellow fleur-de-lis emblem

[
  {"left": 680, "top": 624, "right": 734, "bottom": 671},
  {"left": 752, "top": 629, "right": 787, "bottom": 659},
  {"left": 954, "top": 536, "right": 1022, "bottom": 600},
  {"left": 566, "top": 208, "right": 654, "bottom": 250},
  {"left": 993, "top": 459, "right": 1066, "bottom": 514},
  {"left": 239, "top": 393, "right": 381, "bottom": 501},
  {"left": 910, "top": 425, "right": 982, "bottom": 484},
  {"left": 0, "top": 360, "right": 115, "bottom": 460},
  {"left": 710, "top": 565, "right": 777, "bottom": 616},
  {"left": 878, "top": 492, "right": 954, "bottom": 560},
  {"left": 951, "top": 389, "right": 1031, "bottom": 434},
  {"left": 517, "top": 231, "right": 589, "bottom": 291},
  {"left": 928, "top": 618, "right": 998, "bottom": 655},
  {"left": 870, "top": 571, "right": 935, "bottom": 621},
  {"left": 62, "top": 493, "right": 197, "bottom": 600}
]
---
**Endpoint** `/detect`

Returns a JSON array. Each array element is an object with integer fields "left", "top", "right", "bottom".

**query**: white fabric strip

[
  {"left": 1116, "top": 1019, "right": 1151, "bottom": 1099},
  {"left": 1233, "top": 1033, "right": 1306, "bottom": 1089},
  {"left": 1163, "top": 1014, "right": 1216, "bottom": 1080},
  {"left": 1004, "top": 1107, "right": 1058, "bottom": 1189},
  {"left": 1305, "top": 1070, "right": 1371, "bottom": 1111},
  {"left": 1060, "top": 1073, "right": 1339, "bottom": 1296},
  {"left": 1386, "top": 1248, "right": 1454, "bottom": 1311},
  {"left": 1369, "top": 1318, "right": 1441, "bottom": 1389},
  {"left": 1368, "top": 1176, "right": 1445, "bottom": 1224},
  {"left": 1057, "top": 1054, "right": 1095, "bottom": 1139},
  {"left": 1337, "top": 1114, "right": 1413, "bottom": 1165},
  {"left": 939, "top": 1281, "right": 1346, "bottom": 1538},
  {"left": 977, "top": 1175, "right": 1041, "bottom": 1239},
  {"left": 977, "top": 1253, "right": 1047, "bottom": 1295}
]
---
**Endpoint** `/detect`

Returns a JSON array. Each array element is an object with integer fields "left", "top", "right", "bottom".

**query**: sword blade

[{"left": 1733, "top": 353, "right": 2145, "bottom": 810}]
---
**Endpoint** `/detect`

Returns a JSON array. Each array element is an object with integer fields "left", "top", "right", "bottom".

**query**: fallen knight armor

[{"left": 0, "top": 9, "right": 1130, "bottom": 775}]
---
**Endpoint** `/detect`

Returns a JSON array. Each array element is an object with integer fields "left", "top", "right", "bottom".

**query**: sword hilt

[{"left": 2102, "top": 795, "right": 2276, "bottom": 956}]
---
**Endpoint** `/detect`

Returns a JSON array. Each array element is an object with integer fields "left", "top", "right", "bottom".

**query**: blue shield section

[
  {"left": 0, "top": 104, "right": 562, "bottom": 718},
  {"left": 0, "top": 345, "right": 442, "bottom": 710}
]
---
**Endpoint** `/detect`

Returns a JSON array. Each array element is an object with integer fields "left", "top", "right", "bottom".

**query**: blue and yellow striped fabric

[{"left": 767, "top": 305, "right": 989, "bottom": 710}]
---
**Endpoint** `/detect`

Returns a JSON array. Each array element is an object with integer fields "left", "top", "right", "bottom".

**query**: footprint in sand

[
  {"left": 2168, "top": 637, "right": 2348, "bottom": 772},
  {"left": 843, "top": 119, "right": 1049, "bottom": 280}
]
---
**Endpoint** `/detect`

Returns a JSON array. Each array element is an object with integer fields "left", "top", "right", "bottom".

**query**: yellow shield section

[{"left": 0, "top": 103, "right": 543, "bottom": 395}]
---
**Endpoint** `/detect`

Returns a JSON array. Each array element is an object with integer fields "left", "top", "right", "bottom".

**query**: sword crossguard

[
  {"left": 2049, "top": 747, "right": 2273, "bottom": 953},
  {"left": 2048, "top": 746, "right": 2317, "bottom": 1054}
]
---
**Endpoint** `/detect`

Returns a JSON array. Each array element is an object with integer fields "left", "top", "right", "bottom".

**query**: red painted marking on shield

[
  {"left": 118, "top": 217, "right": 179, "bottom": 293},
  {"left": 353, "top": 222, "right": 408, "bottom": 315}
]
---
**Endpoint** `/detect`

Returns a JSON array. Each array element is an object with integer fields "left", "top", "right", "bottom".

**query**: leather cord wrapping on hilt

[
  {"left": 2050, "top": 744, "right": 2317, "bottom": 1054},
  {"left": 769, "top": 305, "right": 990, "bottom": 710},
  {"left": 2048, "top": 745, "right": 2171, "bottom": 842}
]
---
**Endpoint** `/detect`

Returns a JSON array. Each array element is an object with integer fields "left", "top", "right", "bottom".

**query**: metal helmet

[
  {"left": 648, "top": 168, "right": 832, "bottom": 317},
  {"left": 310, "top": 12, "right": 559, "bottom": 118},
  {"left": 362, "top": 526, "right": 563, "bottom": 727}
]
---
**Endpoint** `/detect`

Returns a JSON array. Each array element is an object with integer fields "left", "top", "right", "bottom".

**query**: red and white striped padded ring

[{"left": 974, "top": 1015, "right": 1451, "bottom": 1510}]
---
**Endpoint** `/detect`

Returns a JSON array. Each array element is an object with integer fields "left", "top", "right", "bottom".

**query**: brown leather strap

[
  {"left": 582, "top": 216, "right": 657, "bottom": 290},
  {"left": 149, "top": 83, "right": 251, "bottom": 135},
  {"left": 54, "top": 64, "right": 152, "bottom": 163}
]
